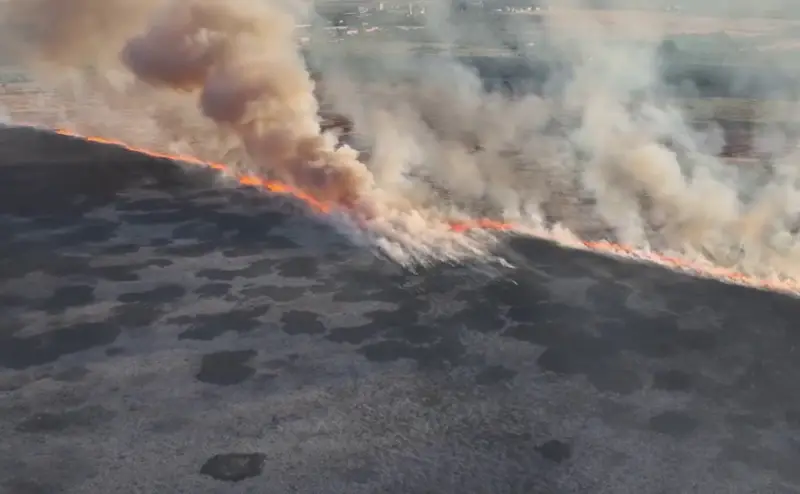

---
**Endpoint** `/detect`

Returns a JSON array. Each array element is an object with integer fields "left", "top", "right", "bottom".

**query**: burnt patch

[
  {"left": 195, "top": 283, "right": 233, "bottom": 298},
  {"left": 175, "top": 307, "right": 269, "bottom": 341},
  {"left": 652, "top": 370, "right": 693, "bottom": 391},
  {"left": 648, "top": 411, "right": 699, "bottom": 438},
  {"left": 535, "top": 439, "right": 572, "bottom": 464},
  {"left": 0, "top": 322, "right": 121, "bottom": 369},
  {"left": 196, "top": 350, "right": 258, "bottom": 386},
  {"left": 200, "top": 453, "right": 267, "bottom": 482},
  {"left": 275, "top": 257, "right": 318, "bottom": 278},
  {"left": 40, "top": 285, "right": 95, "bottom": 314},
  {"left": 16, "top": 405, "right": 116, "bottom": 433},
  {"left": 116, "top": 284, "right": 187, "bottom": 304},
  {"left": 326, "top": 325, "right": 380, "bottom": 345},
  {"left": 475, "top": 364, "right": 517, "bottom": 385},
  {"left": 280, "top": 310, "right": 326, "bottom": 335}
]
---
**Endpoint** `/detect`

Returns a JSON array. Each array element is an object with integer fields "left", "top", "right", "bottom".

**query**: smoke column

[
  {"left": 6, "top": 0, "right": 800, "bottom": 276},
  {"left": 120, "top": 0, "right": 376, "bottom": 209}
]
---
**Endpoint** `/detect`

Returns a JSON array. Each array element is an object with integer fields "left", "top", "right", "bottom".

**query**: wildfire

[{"left": 33, "top": 126, "right": 800, "bottom": 297}]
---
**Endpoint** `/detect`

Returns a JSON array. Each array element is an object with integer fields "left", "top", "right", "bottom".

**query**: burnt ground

[{"left": 1, "top": 127, "right": 800, "bottom": 493}]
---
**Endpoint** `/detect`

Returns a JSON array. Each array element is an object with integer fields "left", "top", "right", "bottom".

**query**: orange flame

[{"left": 28, "top": 126, "right": 798, "bottom": 297}]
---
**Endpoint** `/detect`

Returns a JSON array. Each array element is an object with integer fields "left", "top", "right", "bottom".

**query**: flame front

[{"left": 44, "top": 126, "right": 800, "bottom": 297}]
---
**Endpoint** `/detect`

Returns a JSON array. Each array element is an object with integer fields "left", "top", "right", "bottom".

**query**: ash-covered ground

[{"left": 2, "top": 128, "right": 800, "bottom": 493}]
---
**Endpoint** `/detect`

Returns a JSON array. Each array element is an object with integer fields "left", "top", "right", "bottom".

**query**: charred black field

[{"left": 1, "top": 124, "right": 800, "bottom": 493}]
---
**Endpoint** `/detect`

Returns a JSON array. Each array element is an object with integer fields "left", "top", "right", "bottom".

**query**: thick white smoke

[{"left": 4, "top": 0, "right": 800, "bottom": 275}]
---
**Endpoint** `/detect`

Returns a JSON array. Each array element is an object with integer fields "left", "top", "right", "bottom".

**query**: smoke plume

[{"left": 6, "top": 0, "right": 800, "bottom": 275}]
